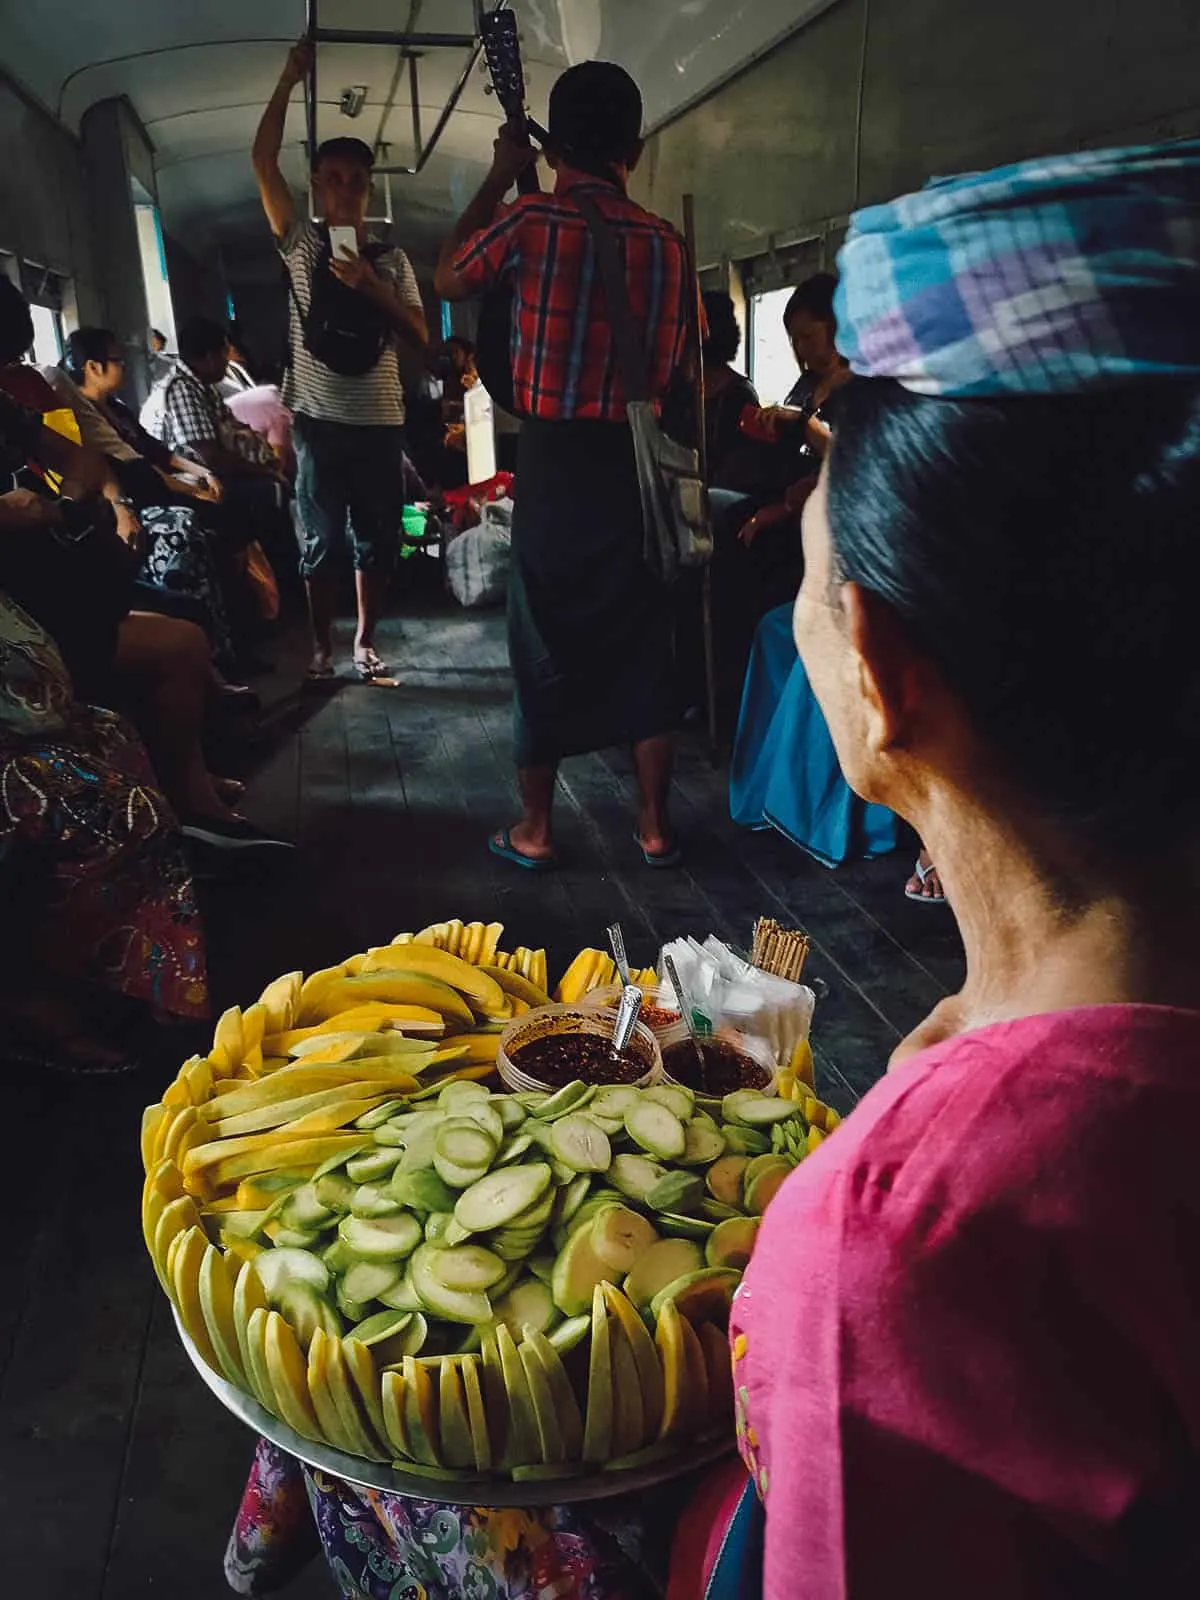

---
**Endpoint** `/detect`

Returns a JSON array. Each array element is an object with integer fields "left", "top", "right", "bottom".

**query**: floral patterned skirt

[
  {"left": 225, "top": 1438, "right": 701, "bottom": 1600},
  {"left": 0, "top": 705, "right": 208, "bottom": 1019}
]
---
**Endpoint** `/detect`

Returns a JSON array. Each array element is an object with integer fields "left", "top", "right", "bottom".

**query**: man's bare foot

[{"left": 307, "top": 650, "right": 335, "bottom": 681}]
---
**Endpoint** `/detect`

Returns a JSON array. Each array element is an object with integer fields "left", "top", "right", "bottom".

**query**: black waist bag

[{"left": 288, "top": 231, "right": 389, "bottom": 378}]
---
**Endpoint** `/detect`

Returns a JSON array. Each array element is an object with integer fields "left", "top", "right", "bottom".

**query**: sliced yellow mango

[
  {"left": 272, "top": 1094, "right": 390, "bottom": 1138},
  {"left": 380, "top": 1368, "right": 411, "bottom": 1458},
  {"left": 152, "top": 1194, "right": 202, "bottom": 1287},
  {"left": 184, "top": 1134, "right": 368, "bottom": 1197},
  {"left": 603, "top": 1283, "right": 664, "bottom": 1441},
  {"left": 479, "top": 967, "right": 551, "bottom": 1009},
  {"left": 213, "top": 1006, "right": 245, "bottom": 1066},
  {"left": 141, "top": 1105, "right": 168, "bottom": 1171},
  {"left": 609, "top": 1317, "right": 646, "bottom": 1456},
  {"left": 459, "top": 1354, "right": 493, "bottom": 1473},
  {"left": 244, "top": 1305, "right": 277, "bottom": 1415},
  {"left": 697, "top": 1320, "right": 734, "bottom": 1427},
  {"left": 198, "top": 1243, "right": 246, "bottom": 1389},
  {"left": 342, "top": 1336, "right": 391, "bottom": 1457},
  {"left": 307, "top": 1327, "right": 355, "bottom": 1452},
  {"left": 360, "top": 946, "right": 507, "bottom": 1019},
  {"left": 264, "top": 1310, "right": 323, "bottom": 1441},
  {"left": 301, "top": 974, "right": 474, "bottom": 1029},
  {"left": 232, "top": 1262, "right": 270, "bottom": 1405},
  {"left": 678, "top": 1307, "right": 710, "bottom": 1432},
  {"left": 171, "top": 1226, "right": 221, "bottom": 1374},
  {"left": 258, "top": 970, "right": 302, "bottom": 1033},
  {"left": 655, "top": 1299, "right": 689, "bottom": 1441},
  {"left": 207, "top": 1081, "right": 386, "bottom": 1139},
  {"left": 582, "top": 1284, "right": 614, "bottom": 1464},
  {"left": 400, "top": 1354, "right": 441, "bottom": 1466},
  {"left": 326, "top": 1338, "right": 386, "bottom": 1458}
]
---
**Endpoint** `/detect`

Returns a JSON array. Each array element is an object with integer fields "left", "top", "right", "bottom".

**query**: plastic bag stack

[{"left": 658, "top": 936, "right": 816, "bottom": 1066}]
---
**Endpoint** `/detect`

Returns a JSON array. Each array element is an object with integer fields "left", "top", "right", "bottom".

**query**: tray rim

[{"left": 173, "top": 1308, "right": 734, "bottom": 1507}]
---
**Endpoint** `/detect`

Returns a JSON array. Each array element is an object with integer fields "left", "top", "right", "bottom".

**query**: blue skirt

[{"left": 730, "top": 604, "right": 900, "bottom": 867}]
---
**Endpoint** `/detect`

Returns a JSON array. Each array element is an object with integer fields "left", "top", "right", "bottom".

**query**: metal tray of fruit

[{"left": 176, "top": 1311, "right": 732, "bottom": 1507}]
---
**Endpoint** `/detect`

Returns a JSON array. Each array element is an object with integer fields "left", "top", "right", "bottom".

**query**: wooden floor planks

[{"left": 2, "top": 601, "right": 963, "bottom": 1596}]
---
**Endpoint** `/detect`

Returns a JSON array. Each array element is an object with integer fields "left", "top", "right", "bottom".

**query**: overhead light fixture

[{"left": 339, "top": 85, "right": 368, "bottom": 118}]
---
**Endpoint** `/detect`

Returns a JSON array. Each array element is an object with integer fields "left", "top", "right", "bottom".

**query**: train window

[
  {"left": 748, "top": 286, "right": 798, "bottom": 404},
  {"left": 135, "top": 198, "right": 177, "bottom": 352},
  {"left": 28, "top": 303, "right": 63, "bottom": 365}
]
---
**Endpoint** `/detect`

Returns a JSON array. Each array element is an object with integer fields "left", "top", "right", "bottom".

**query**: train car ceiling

[{"left": 0, "top": 0, "right": 836, "bottom": 269}]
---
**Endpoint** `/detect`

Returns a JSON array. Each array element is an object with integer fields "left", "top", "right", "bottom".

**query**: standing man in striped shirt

[
  {"left": 435, "top": 63, "right": 690, "bottom": 871},
  {"left": 254, "top": 42, "right": 428, "bottom": 681}
]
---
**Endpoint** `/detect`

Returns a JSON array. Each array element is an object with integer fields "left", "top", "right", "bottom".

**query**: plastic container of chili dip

[
  {"left": 498, "top": 1004, "right": 661, "bottom": 1094},
  {"left": 657, "top": 1023, "right": 778, "bottom": 1098},
  {"left": 581, "top": 983, "right": 681, "bottom": 1042}
]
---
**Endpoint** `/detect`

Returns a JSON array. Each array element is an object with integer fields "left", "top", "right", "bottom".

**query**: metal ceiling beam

[{"left": 311, "top": 29, "right": 476, "bottom": 49}]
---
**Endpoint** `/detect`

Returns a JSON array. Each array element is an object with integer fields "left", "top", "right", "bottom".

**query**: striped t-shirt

[{"left": 280, "top": 220, "right": 422, "bottom": 427}]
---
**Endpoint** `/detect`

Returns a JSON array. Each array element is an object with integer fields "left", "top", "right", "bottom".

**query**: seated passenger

[
  {"left": 51, "top": 328, "right": 239, "bottom": 672},
  {"left": 219, "top": 322, "right": 257, "bottom": 398},
  {"left": 737, "top": 271, "right": 852, "bottom": 549},
  {"left": 699, "top": 290, "right": 760, "bottom": 487},
  {"left": 148, "top": 326, "right": 176, "bottom": 386},
  {"left": 0, "top": 583, "right": 209, "bottom": 1072},
  {"left": 731, "top": 600, "right": 900, "bottom": 865},
  {"left": 225, "top": 364, "right": 295, "bottom": 480},
  {"left": 0, "top": 384, "right": 288, "bottom": 856},
  {"left": 153, "top": 316, "right": 284, "bottom": 487}
]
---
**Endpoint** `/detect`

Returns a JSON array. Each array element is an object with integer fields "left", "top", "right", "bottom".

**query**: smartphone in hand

[{"left": 328, "top": 225, "right": 359, "bottom": 261}]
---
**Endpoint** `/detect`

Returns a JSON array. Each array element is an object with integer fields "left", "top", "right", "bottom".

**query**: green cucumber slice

[
  {"left": 624, "top": 1101, "right": 686, "bottom": 1161},
  {"left": 409, "top": 1244, "right": 493, "bottom": 1325},
  {"left": 649, "top": 1266, "right": 741, "bottom": 1325},
  {"left": 348, "top": 1309, "right": 413, "bottom": 1347},
  {"left": 455, "top": 1100, "right": 505, "bottom": 1146},
  {"left": 550, "top": 1223, "right": 614, "bottom": 1317},
  {"left": 721, "top": 1125, "right": 771, "bottom": 1156},
  {"left": 313, "top": 1172, "right": 357, "bottom": 1212},
  {"left": 433, "top": 1119, "right": 498, "bottom": 1189},
  {"left": 351, "top": 1183, "right": 403, "bottom": 1219},
  {"left": 657, "top": 1212, "right": 714, "bottom": 1240},
  {"left": 643, "top": 1084, "right": 695, "bottom": 1120},
  {"left": 549, "top": 1115, "right": 612, "bottom": 1173},
  {"left": 679, "top": 1119, "right": 727, "bottom": 1166},
  {"left": 491, "top": 1277, "right": 557, "bottom": 1339},
  {"left": 341, "top": 1258, "right": 403, "bottom": 1303},
  {"left": 644, "top": 1171, "right": 704, "bottom": 1215},
  {"left": 704, "top": 1154, "right": 750, "bottom": 1207},
  {"left": 722, "top": 1090, "right": 797, "bottom": 1127},
  {"left": 346, "top": 1148, "right": 403, "bottom": 1184},
  {"left": 556, "top": 1174, "right": 592, "bottom": 1227},
  {"left": 268, "top": 1224, "right": 326, "bottom": 1250},
  {"left": 591, "top": 1205, "right": 659, "bottom": 1273},
  {"left": 437, "top": 1079, "right": 491, "bottom": 1110},
  {"left": 424, "top": 1211, "right": 454, "bottom": 1243},
  {"left": 623, "top": 1237, "right": 704, "bottom": 1309},
  {"left": 496, "top": 1132, "right": 534, "bottom": 1166},
  {"left": 253, "top": 1247, "right": 329, "bottom": 1302},
  {"left": 354, "top": 1099, "right": 409, "bottom": 1131},
  {"left": 527, "top": 1253, "right": 556, "bottom": 1286},
  {"left": 705, "top": 1216, "right": 760, "bottom": 1270},
  {"left": 390, "top": 1166, "right": 459, "bottom": 1214},
  {"left": 608, "top": 1153, "right": 668, "bottom": 1202},
  {"left": 338, "top": 1213, "right": 423, "bottom": 1261},
  {"left": 492, "top": 1096, "right": 527, "bottom": 1131},
  {"left": 532, "top": 1081, "right": 593, "bottom": 1121},
  {"left": 592, "top": 1085, "right": 640, "bottom": 1115},
  {"left": 443, "top": 1218, "right": 474, "bottom": 1247},
  {"left": 276, "top": 1281, "right": 341, "bottom": 1347},
  {"left": 427, "top": 1244, "right": 507, "bottom": 1293},
  {"left": 453, "top": 1163, "right": 553, "bottom": 1234},
  {"left": 281, "top": 1182, "right": 335, "bottom": 1230},
  {"left": 377, "top": 1272, "right": 423, "bottom": 1312},
  {"left": 546, "top": 1312, "right": 591, "bottom": 1355}
]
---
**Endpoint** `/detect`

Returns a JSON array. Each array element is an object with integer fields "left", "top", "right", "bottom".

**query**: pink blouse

[{"left": 730, "top": 1005, "right": 1200, "bottom": 1597}]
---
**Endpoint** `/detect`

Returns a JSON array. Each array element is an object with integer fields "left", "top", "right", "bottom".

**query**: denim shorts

[{"left": 293, "top": 417, "right": 406, "bottom": 578}]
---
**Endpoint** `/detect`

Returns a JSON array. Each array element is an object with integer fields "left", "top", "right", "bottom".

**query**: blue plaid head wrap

[{"left": 834, "top": 138, "right": 1200, "bottom": 397}]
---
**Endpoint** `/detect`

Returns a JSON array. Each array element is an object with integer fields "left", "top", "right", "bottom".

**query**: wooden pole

[{"left": 681, "top": 193, "right": 720, "bottom": 763}]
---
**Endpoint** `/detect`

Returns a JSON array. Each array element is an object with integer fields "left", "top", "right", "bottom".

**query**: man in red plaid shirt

[{"left": 436, "top": 62, "right": 690, "bottom": 873}]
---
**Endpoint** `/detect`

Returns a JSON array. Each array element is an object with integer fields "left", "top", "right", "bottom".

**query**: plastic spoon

[
  {"left": 662, "top": 953, "right": 709, "bottom": 1086},
  {"left": 607, "top": 922, "right": 632, "bottom": 988},
  {"left": 611, "top": 983, "right": 643, "bottom": 1055}
]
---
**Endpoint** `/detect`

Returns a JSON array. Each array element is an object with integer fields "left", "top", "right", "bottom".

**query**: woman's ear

[{"left": 841, "top": 582, "right": 921, "bottom": 756}]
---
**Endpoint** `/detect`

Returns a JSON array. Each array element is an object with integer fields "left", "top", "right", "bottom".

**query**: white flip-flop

[{"left": 904, "top": 856, "right": 947, "bottom": 905}]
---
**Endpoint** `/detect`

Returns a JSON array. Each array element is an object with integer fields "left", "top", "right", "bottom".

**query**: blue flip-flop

[
  {"left": 489, "top": 827, "right": 558, "bottom": 872},
  {"left": 634, "top": 833, "right": 684, "bottom": 870}
]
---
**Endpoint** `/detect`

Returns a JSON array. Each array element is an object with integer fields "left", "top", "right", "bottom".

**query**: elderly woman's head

[{"left": 796, "top": 140, "right": 1200, "bottom": 882}]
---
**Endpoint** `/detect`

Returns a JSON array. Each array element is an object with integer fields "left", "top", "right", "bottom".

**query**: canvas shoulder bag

[{"left": 572, "top": 191, "right": 712, "bottom": 581}]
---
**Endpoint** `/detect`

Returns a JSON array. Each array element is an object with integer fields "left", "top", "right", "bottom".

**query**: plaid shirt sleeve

[
  {"left": 451, "top": 204, "right": 524, "bottom": 295},
  {"left": 163, "top": 373, "right": 219, "bottom": 448}
]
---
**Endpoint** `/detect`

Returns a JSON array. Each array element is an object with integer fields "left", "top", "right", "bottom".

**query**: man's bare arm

[{"left": 253, "top": 40, "right": 311, "bottom": 240}]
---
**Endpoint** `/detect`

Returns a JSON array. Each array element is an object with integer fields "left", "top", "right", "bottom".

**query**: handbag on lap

[{"left": 571, "top": 190, "right": 713, "bottom": 582}]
